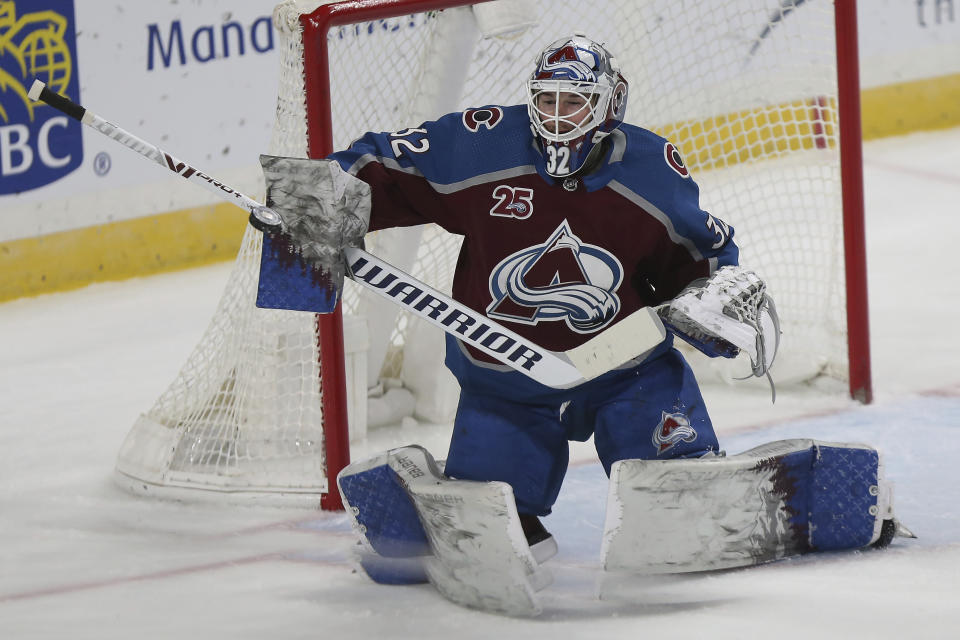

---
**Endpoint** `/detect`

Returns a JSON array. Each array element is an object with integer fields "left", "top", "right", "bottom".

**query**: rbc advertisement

[
  {"left": 0, "top": 0, "right": 279, "bottom": 243},
  {"left": 0, "top": 0, "right": 83, "bottom": 195}
]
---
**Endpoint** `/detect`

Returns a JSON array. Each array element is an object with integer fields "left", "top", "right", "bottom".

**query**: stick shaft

[{"left": 30, "top": 80, "right": 267, "bottom": 219}]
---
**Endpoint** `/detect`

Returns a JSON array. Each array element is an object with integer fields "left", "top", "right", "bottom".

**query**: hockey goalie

[{"left": 257, "top": 34, "right": 911, "bottom": 616}]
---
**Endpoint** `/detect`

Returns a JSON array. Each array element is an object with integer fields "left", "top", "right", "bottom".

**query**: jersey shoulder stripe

[
  {"left": 417, "top": 104, "right": 537, "bottom": 186},
  {"left": 334, "top": 104, "right": 537, "bottom": 190}
]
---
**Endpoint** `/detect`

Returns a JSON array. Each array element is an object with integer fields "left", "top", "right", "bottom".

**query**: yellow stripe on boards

[
  {"left": 0, "top": 203, "right": 247, "bottom": 302},
  {"left": 654, "top": 97, "right": 839, "bottom": 174},
  {"left": 860, "top": 72, "right": 960, "bottom": 140}
]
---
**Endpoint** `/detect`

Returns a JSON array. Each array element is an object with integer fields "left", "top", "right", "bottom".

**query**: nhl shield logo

[
  {"left": 652, "top": 411, "right": 698, "bottom": 455},
  {"left": 486, "top": 220, "right": 623, "bottom": 334},
  {"left": 0, "top": 0, "right": 83, "bottom": 194}
]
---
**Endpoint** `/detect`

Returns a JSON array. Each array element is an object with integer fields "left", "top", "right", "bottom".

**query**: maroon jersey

[{"left": 329, "top": 105, "right": 738, "bottom": 364}]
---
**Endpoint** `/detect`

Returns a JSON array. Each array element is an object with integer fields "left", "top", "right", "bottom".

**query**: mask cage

[{"left": 526, "top": 79, "right": 612, "bottom": 144}]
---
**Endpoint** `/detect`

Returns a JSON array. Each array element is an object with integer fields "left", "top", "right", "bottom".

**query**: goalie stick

[{"left": 28, "top": 79, "right": 666, "bottom": 389}]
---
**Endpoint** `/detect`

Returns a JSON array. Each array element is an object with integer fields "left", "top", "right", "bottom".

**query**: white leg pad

[
  {"left": 339, "top": 445, "right": 550, "bottom": 616},
  {"left": 601, "top": 439, "right": 890, "bottom": 573}
]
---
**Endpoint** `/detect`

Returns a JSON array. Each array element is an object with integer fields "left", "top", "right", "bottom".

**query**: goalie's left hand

[{"left": 658, "top": 265, "right": 781, "bottom": 380}]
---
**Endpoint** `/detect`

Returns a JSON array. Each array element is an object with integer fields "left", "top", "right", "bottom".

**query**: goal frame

[{"left": 298, "top": 0, "right": 871, "bottom": 511}]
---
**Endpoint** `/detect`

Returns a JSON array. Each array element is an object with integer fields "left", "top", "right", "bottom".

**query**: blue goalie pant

[{"left": 443, "top": 336, "right": 720, "bottom": 516}]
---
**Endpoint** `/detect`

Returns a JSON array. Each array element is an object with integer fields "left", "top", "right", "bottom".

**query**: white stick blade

[{"left": 565, "top": 307, "right": 666, "bottom": 380}]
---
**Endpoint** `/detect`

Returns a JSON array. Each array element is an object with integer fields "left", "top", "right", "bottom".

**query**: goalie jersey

[{"left": 328, "top": 105, "right": 739, "bottom": 373}]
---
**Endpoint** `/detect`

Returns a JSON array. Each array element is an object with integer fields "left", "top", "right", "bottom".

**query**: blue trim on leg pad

[
  {"left": 809, "top": 445, "right": 880, "bottom": 550},
  {"left": 338, "top": 464, "right": 430, "bottom": 557},
  {"left": 338, "top": 460, "right": 431, "bottom": 585},
  {"left": 749, "top": 440, "right": 882, "bottom": 551}
]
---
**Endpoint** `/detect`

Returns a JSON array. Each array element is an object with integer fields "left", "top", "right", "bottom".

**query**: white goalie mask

[{"left": 526, "top": 35, "right": 628, "bottom": 177}]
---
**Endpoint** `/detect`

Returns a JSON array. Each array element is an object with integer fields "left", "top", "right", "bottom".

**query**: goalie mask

[{"left": 526, "top": 35, "right": 628, "bottom": 178}]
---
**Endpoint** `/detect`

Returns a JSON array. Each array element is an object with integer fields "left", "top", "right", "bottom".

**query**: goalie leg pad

[
  {"left": 339, "top": 445, "right": 551, "bottom": 616},
  {"left": 601, "top": 439, "right": 891, "bottom": 574}
]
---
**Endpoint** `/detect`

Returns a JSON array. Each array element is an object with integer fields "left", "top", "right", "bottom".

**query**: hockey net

[{"left": 115, "top": 0, "right": 867, "bottom": 508}]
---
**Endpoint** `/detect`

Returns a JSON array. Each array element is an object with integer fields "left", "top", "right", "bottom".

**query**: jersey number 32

[{"left": 545, "top": 145, "right": 571, "bottom": 175}]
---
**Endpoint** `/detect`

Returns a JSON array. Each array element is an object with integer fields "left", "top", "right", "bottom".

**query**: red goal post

[
  {"left": 833, "top": 0, "right": 871, "bottom": 404},
  {"left": 115, "top": 0, "right": 871, "bottom": 510}
]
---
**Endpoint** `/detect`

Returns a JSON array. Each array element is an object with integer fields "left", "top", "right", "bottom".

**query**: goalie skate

[
  {"left": 338, "top": 445, "right": 551, "bottom": 616},
  {"left": 601, "top": 439, "right": 901, "bottom": 574}
]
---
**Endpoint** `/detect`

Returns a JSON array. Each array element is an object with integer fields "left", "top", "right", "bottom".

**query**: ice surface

[{"left": 1, "top": 128, "right": 959, "bottom": 638}]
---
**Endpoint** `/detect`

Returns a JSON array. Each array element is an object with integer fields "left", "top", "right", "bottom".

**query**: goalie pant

[{"left": 442, "top": 339, "right": 720, "bottom": 517}]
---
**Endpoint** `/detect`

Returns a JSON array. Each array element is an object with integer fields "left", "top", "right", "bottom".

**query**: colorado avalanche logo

[
  {"left": 652, "top": 411, "right": 698, "bottom": 456},
  {"left": 487, "top": 221, "right": 622, "bottom": 333},
  {"left": 463, "top": 107, "right": 503, "bottom": 132},
  {"left": 664, "top": 142, "right": 689, "bottom": 178}
]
